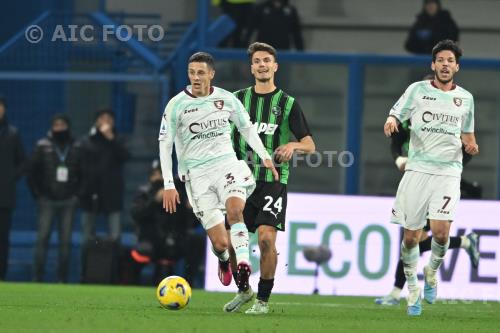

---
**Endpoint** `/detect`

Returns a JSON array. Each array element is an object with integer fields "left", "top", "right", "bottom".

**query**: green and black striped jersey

[{"left": 231, "top": 87, "right": 311, "bottom": 184}]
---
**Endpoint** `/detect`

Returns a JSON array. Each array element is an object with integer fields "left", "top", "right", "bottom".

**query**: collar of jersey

[
  {"left": 430, "top": 79, "right": 456, "bottom": 92},
  {"left": 184, "top": 85, "right": 214, "bottom": 98},
  {"left": 252, "top": 86, "right": 280, "bottom": 97}
]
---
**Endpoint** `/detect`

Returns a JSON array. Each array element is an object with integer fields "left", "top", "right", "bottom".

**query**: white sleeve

[
  {"left": 229, "top": 95, "right": 272, "bottom": 161},
  {"left": 389, "top": 83, "right": 418, "bottom": 123},
  {"left": 158, "top": 100, "right": 178, "bottom": 190}
]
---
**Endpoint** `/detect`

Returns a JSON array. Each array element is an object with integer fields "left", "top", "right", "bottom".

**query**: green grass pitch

[{"left": 1, "top": 283, "right": 498, "bottom": 333}]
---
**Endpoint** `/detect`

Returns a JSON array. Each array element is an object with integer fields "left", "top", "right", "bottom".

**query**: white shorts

[
  {"left": 185, "top": 159, "right": 256, "bottom": 230},
  {"left": 390, "top": 171, "right": 460, "bottom": 230}
]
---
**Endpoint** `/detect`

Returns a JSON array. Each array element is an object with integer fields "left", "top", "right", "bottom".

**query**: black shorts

[{"left": 243, "top": 181, "right": 287, "bottom": 233}]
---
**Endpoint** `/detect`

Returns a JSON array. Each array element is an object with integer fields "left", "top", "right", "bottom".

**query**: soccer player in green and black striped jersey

[{"left": 224, "top": 42, "right": 315, "bottom": 314}]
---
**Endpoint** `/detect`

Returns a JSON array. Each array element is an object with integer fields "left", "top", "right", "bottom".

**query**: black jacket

[
  {"left": 130, "top": 179, "right": 192, "bottom": 261},
  {"left": 27, "top": 132, "right": 81, "bottom": 200},
  {"left": 0, "top": 117, "right": 25, "bottom": 208},
  {"left": 78, "top": 128, "right": 129, "bottom": 213},
  {"left": 245, "top": 0, "right": 304, "bottom": 50},
  {"left": 405, "top": 10, "right": 459, "bottom": 55}
]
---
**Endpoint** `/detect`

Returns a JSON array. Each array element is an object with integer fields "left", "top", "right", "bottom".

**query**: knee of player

[
  {"left": 213, "top": 238, "right": 229, "bottom": 252},
  {"left": 226, "top": 207, "right": 244, "bottom": 223},
  {"left": 403, "top": 235, "right": 419, "bottom": 248},
  {"left": 258, "top": 236, "right": 275, "bottom": 254},
  {"left": 432, "top": 233, "right": 449, "bottom": 245}
]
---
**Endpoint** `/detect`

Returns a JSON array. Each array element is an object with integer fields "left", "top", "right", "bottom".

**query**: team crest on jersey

[
  {"left": 214, "top": 100, "right": 224, "bottom": 110},
  {"left": 453, "top": 97, "right": 462, "bottom": 107},
  {"left": 272, "top": 105, "right": 282, "bottom": 116}
]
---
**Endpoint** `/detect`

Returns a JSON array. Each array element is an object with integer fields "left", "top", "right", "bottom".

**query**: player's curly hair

[
  {"left": 189, "top": 52, "right": 215, "bottom": 69},
  {"left": 247, "top": 42, "right": 277, "bottom": 63},
  {"left": 432, "top": 40, "right": 463, "bottom": 63}
]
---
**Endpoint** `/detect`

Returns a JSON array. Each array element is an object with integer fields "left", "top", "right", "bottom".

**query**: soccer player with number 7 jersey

[
  {"left": 224, "top": 42, "right": 315, "bottom": 314},
  {"left": 384, "top": 40, "right": 479, "bottom": 316}
]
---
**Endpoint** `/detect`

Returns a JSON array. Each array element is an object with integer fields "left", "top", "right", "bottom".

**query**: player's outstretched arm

[
  {"left": 461, "top": 133, "right": 479, "bottom": 155},
  {"left": 230, "top": 95, "right": 279, "bottom": 181},
  {"left": 159, "top": 99, "right": 181, "bottom": 212},
  {"left": 236, "top": 124, "right": 279, "bottom": 181},
  {"left": 159, "top": 140, "right": 180, "bottom": 213},
  {"left": 237, "top": 125, "right": 279, "bottom": 181},
  {"left": 384, "top": 116, "right": 400, "bottom": 137}
]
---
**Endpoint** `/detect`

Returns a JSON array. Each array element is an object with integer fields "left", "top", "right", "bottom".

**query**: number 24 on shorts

[{"left": 263, "top": 196, "right": 282, "bottom": 218}]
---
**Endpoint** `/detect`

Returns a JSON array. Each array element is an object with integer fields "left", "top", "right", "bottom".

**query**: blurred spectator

[
  {"left": 213, "top": 0, "right": 256, "bottom": 48},
  {"left": 0, "top": 96, "right": 25, "bottom": 280},
  {"left": 79, "top": 109, "right": 129, "bottom": 246},
  {"left": 124, "top": 161, "right": 191, "bottom": 285},
  {"left": 405, "top": 0, "right": 459, "bottom": 55},
  {"left": 126, "top": 160, "right": 187, "bottom": 284},
  {"left": 245, "top": 0, "right": 304, "bottom": 51},
  {"left": 27, "top": 114, "right": 80, "bottom": 283}
]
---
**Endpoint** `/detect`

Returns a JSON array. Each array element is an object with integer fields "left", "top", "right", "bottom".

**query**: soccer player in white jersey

[
  {"left": 384, "top": 40, "right": 479, "bottom": 316},
  {"left": 159, "top": 52, "right": 278, "bottom": 292}
]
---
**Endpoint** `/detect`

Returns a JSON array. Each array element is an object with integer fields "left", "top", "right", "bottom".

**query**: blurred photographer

[{"left": 126, "top": 160, "right": 192, "bottom": 285}]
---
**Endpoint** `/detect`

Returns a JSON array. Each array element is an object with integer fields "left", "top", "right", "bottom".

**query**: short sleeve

[
  {"left": 288, "top": 101, "right": 311, "bottom": 140},
  {"left": 389, "top": 83, "right": 419, "bottom": 123}
]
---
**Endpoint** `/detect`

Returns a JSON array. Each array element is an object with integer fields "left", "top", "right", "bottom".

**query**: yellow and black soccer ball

[{"left": 156, "top": 276, "right": 192, "bottom": 310}]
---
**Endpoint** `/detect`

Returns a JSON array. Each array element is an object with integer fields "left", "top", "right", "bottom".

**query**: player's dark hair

[
  {"left": 432, "top": 40, "right": 463, "bottom": 63},
  {"left": 247, "top": 42, "right": 277, "bottom": 63},
  {"left": 188, "top": 52, "right": 215, "bottom": 69}
]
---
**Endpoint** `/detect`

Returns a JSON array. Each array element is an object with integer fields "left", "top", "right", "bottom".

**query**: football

[{"left": 156, "top": 276, "right": 192, "bottom": 310}]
